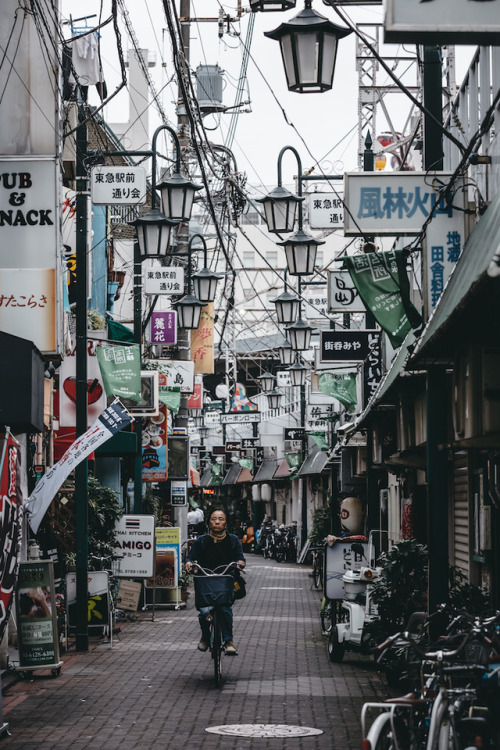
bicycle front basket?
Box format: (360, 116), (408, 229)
(194, 575), (235, 609)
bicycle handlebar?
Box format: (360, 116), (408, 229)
(190, 561), (242, 576)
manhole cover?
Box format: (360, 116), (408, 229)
(205, 724), (323, 737)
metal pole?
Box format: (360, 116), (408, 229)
(133, 240), (143, 513)
(75, 115), (89, 651)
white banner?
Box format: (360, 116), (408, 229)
(26, 402), (133, 533)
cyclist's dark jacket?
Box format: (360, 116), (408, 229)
(186, 533), (245, 572)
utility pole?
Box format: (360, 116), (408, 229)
(75, 114), (89, 651)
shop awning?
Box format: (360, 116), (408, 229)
(222, 463), (242, 486)
(236, 467), (253, 483)
(200, 468), (212, 487)
(253, 459), (278, 482)
(296, 448), (331, 476)
(410, 189), (500, 365)
(273, 458), (291, 479)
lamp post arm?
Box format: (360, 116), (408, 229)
(150, 124), (182, 209)
(277, 145), (303, 230)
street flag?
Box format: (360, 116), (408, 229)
(319, 372), (358, 411)
(107, 318), (134, 343)
(342, 250), (422, 348)
(238, 457), (253, 471)
(26, 402), (134, 534)
(0, 432), (23, 644)
(158, 384), (181, 414)
(96, 343), (142, 402)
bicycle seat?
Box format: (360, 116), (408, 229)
(384, 693), (427, 706)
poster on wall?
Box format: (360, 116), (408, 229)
(153, 527), (181, 578)
(59, 331), (107, 427)
(145, 548), (178, 589)
(0, 434), (23, 646)
(142, 404), (168, 482)
(16, 561), (60, 668)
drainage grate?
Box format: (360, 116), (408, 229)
(205, 724), (323, 738)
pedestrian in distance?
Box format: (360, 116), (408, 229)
(185, 508), (245, 655)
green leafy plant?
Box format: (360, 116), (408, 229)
(87, 476), (123, 563)
(309, 505), (333, 546)
(448, 566), (490, 615)
(369, 539), (428, 638)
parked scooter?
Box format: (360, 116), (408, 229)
(328, 538), (382, 663)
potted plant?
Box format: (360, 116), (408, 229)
(179, 570), (192, 602)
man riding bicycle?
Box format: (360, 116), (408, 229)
(185, 508), (245, 655)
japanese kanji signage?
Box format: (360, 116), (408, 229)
(277, 370), (292, 387)
(241, 438), (258, 449)
(363, 332), (383, 407)
(90, 166), (147, 205)
(343, 172), (464, 236)
(191, 303), (214, 375)
(320, 330), (377, 362)
(308, 191), (344, 230)
(187, 375), (203, 409)
(171, 481), (187, 506)
(304, 288), (329, 320)
(385, 0), (500, 45)
(150, 359), (195, 393)
(144, 266), (184, 296)
(328, 269), (365, 313)
(0, 268), (56, 353)
(150, 311), (177, 346)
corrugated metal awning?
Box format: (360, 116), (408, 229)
(273, 458), (291, 479)
(200, 468), (212, 487)
(296, 448), (331, 476)
(222, 463), (242, 486)
(253, 459), (278, 482)
(236, 467), (254, 483)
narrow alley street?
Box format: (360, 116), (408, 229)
(1, 556), (391, 749)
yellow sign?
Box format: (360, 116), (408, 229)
(155, 527), (180, 545)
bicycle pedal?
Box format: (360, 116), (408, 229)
(205, 613), (213, 623)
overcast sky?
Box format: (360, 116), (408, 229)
(62, 1), (475, 188)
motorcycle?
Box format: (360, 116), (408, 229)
(328, 537), (382, 663)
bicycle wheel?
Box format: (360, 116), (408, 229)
(366, 712), (409, 750)
(274, 543), (285, 563)
(321, 598), (333, 635)
(212, 610), (222, 688)
(313, 557), (322, 589)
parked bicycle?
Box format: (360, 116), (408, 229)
(310, 542), (325, 590)
(192, 561), (243, 688)
(361, 605), (500, 750)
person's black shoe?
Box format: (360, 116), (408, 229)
(224, 641), (237, 655)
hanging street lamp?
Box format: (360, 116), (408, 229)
(270, 288), (300, 324)
(286, 317), (314, 351)
(189, 234), (223, 304)
(250, 0), (296, 11)
(264, 0), (352, 94)
(257, 364), (276, 392)
(277, 340), (295, 365)
(258, 146), (324, 276)
(287, 358), (309, 387)
(155, 127), (203, 222)
(129, 208), (178, 259)
(266, 388), (283, 410)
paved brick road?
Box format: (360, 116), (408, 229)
(1, 555), (391, 749)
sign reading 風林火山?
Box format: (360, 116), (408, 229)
(308, 192), (344, 230)
(385, 0), (500, 45)
(90, 166), (147, 205)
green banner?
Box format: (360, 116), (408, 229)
(96, 344), (142, 402)
(319, 372), (357, 411)
(158, 385), (181, 414)
(238, 457), (253, 471)
(307, 432), (329, 451)
(107, 318), (134, 343)
(285, 452), (302, 471)
(343, 249), (421, 348)
(210, 463), (223, 486)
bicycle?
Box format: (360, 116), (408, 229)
(361, 607), (500, 750)
(310, 543), (325, 590)
(192, 561), (242, 688)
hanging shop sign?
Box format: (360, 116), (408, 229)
(142, 405), (168, 482)
(220, 412), (261, 425)
(144, 266), (184, 296)
(308, 191), (344, 230)
(191, 303), (215, 375)
(328, 269), (365, 313)
(16, 560), (60, 669)
(149, 311), (177, 346)
(0, 435), (22, 646)
(363, 331), (383, 408)
(148, 359), (195, 393)
(187, 375), (203, 409)
(304, 289), (329, 320)
(306, 404), (338, 432)
(225, 441), (242, 452)
(241, 438), (258, 449)
(59, 330), (107, 427)
(170, 480), (187, 507)
(113, 515), (155, 578)
(277, 371), (292, 387)
(343, 172), (465, 236)
(90, 166), (147, 205)
(385, 0), (500, 45)
(320, 330), (377, 363)
(204, 410), (221, 427)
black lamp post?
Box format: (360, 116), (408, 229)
(259, 146), (324, 276)
(286, 317), (314, 350)
(270, 268), (300, 324)
(266, 388), (283, 410)
(277, 340), (295, 365)
(155, 126), (202, 222)
(189, 234), (223, 304)
(171, 255), (205, 330)
(250, 0), (296, 11)
(264, 0), (351, 94)
(257, 356), (276, 392)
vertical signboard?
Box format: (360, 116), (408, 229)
(113, 515), (155, 578)
(191, 303), (215, 374)
(146, 528), (181, 588)
(16, 561), (60, 668)
(142, 405), (168, 482)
